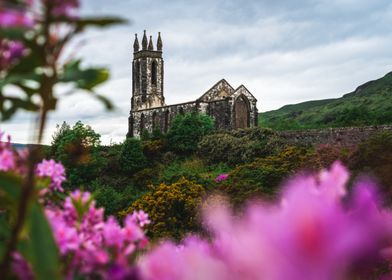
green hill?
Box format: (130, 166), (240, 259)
(259, 71), (392, 130)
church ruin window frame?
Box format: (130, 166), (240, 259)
(151, 60), (158, 86)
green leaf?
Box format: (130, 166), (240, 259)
(72, 17), (128, 31)
(93, 93), (114, 110)
(0, 172), (22, 202)
(25, 203), (60, 280)
(59, 60), (110, 90)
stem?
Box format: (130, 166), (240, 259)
(0, 3), (54, 277)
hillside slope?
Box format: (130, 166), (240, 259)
(259, 72), (392, 130)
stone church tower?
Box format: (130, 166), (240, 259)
(128, 31), (258, 138)
(132, 30), (165, 110)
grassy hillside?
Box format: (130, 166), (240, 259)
(259, 72), (392, 130)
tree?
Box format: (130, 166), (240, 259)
(50, 121), (102, 189)
(167, 112), (214, 155)
(119, 138), (148, 174)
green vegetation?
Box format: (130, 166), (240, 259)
(260, 71), (392, 130)
(48, 116), (392, 241)
(167, 112), (214, 155)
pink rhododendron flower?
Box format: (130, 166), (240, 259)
(140, 161), (392, 280)
(0, 9), (34, 28)
(215, 173), (229, 182)
(0, 149), (15, 171)
(0, 130), (15, 171)
(131, 210), (151, 227)
(36, 159), (66, 192)
(0, 39), (27, 72)
(45, 191), (148, 278)
(42, 0), (79, 17)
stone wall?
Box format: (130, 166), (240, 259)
(279, 125), (392, 147)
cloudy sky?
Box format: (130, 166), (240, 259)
(2, 0), (392, 144)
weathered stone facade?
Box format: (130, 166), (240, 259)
(127, 31), (258, 138)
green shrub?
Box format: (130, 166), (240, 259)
(217, 146), (313, 208)
(167, 112), (214, 155)
(349, 132), (392, 203)
(119, 138), (148, 174)
(198, 127), (284, 166)
(121, 178), (206, 241)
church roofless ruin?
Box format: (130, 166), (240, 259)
(127, 31), (258, 137)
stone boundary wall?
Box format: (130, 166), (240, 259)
(278, 125), (392, 147)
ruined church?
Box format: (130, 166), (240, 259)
(127, 31), (258, 137)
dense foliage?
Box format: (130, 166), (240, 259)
(260, 71), (392, 130)
(167, 112), (214, 155)
(122, 178), (206, 241)
(119, 138), (148, 174)
(50, 121), (103, 189)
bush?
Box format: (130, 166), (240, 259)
(349, 132), (392, 203)
(121, 178), (206, 241)
(217, 146), (313, 208)
(198, 128), (284, 166)
(119, 138), (148, 174)
(167, 112), (214, 155)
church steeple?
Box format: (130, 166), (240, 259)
(142, 30), (148, 50)
(131, 30), (165, 112)
(133, 34), (139, 52)
(148, 36), (154, 50)
(157, 32), (162, 51)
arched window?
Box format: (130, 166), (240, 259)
(151, 60), (157, 86)
(140, 113), (145, 133)
(164, 110), (169, 133)
(179, 107), (184, 115)
(135, 61), (140, 88)
(152, 111), (159, 130)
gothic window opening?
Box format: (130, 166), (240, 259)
(152, 111), (159, 130)
(179, 107), (184, 115)
(234, 95), (250, 129)
(151, 60), (157, 86)
(135, 61), (140, 89)
(140, 113), (145, 133)
(164, 110), (169, 132)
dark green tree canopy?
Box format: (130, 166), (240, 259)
(167, 112), (214, 155)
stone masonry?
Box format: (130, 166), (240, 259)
(127, 31), (258, 137)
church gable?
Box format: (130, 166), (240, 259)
(197, 79), (235, 102)
(232, 85), (257, 103)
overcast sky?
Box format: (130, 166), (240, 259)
(2, 0), (392, 144)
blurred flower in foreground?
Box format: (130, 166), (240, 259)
(45, 190), (148, 278)
(36, 159), (66, 192)
(0, 39), (26, 71)
(215, 173), (229, 182)
(140, 162), (392, 280)
(0, 8), (34, 28)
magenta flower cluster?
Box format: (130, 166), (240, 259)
(140, 162), (392, 280)
(0, 8), (34, 28)
(0, 39), (26, 72)
(215, 173), (229, 182)
(0, 131), (15, 171)
(36, 159), (66, 192)
(45, 190), (149, 279)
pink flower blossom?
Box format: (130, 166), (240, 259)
(45, 191), (148, 278)
(141, 161), (392, 280)
(215, 173), (229, 182)
(131, 210), (151, 227)
(0, 149), (15, 171)
(42, 0), (80, 17)
(0, 9), (34, 28)
(36, 159), (66, 192)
